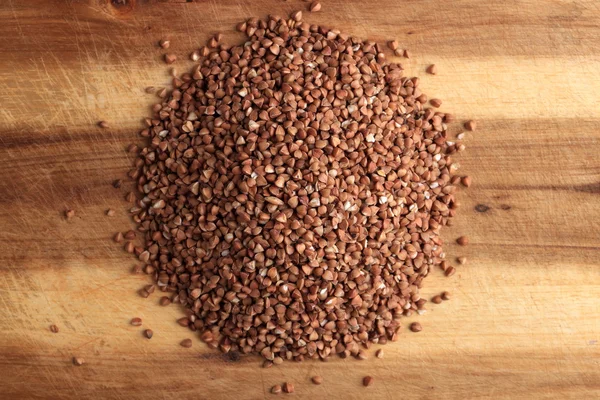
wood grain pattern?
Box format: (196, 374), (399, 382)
(1, 0), (599, 399)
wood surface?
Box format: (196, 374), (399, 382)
(1, 0), (599, 399)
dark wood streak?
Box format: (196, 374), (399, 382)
(0, 131), (134, 150)
(476, 184), (600, 193)
(110, 0), (135, 13)
(0, 0), (599, 65)
(475, 204), (512, 212)
(479, 243), (600, 251)
(573, 182), (600, 195)
(227, 351), (241, 362)
(475, 204), (490, 213)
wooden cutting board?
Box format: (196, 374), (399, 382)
(1, 0), (598, 399)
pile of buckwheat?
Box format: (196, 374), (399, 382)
(124, 10), (468, 364)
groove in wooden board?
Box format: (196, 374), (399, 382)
(1, 1), (600, 58)
(1, 118), (598, 191)
(0, 192), (598, 263)
(2, 58), (600, 129)
(1, 2), (600, 129)
(0, 342), (597, 400)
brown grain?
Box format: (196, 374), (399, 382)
(156, 87), (167, 98)
(363, 376), (374, 387)
(144, 329), (153, 339)
(445, 266), (456, 277)
(387, 40), (398, 50)
(311, 376), (323, 385)
(457, 256), (467, 265)
(159, 296), (171, 306)
(164, 54), (177, 64)
(461, 176), (472, 187)
(200, 331), (213, 342)
(273, 356), (284, 365)
(98, 121), (109, 129)
(375, 349), (384, 359)
(65, 209), (75, 220)
(426, 64), (438, 75)
(125, 192), (135, 203)
(49, 324), (59, 333)
(282, 382), (295, 393)
(159, 39), (170, 49)
(309, 2), (321, 12)
(410, 322), (422, 332)
(180, 338), (193, 348)
(440, 260), (449, 271)
(126, 144), (138, 153)
(464, 120), (477, 131)
(72, 357), (84, 366)
(430, 98), (442, 108)
(457, 236), (469, 246)
(431, 295), (443, 304)
(112, 179), (122, 188)
(236, 22), (247, 32)
(208, 36), (218, 48)
(113, 232), (123, 243)
(124, 241), (134, 253)
(130, 317), (142, 326)
(441, 291), (451, 301)
(105, 209), (115, 217)
(271, 385), (282, 394)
